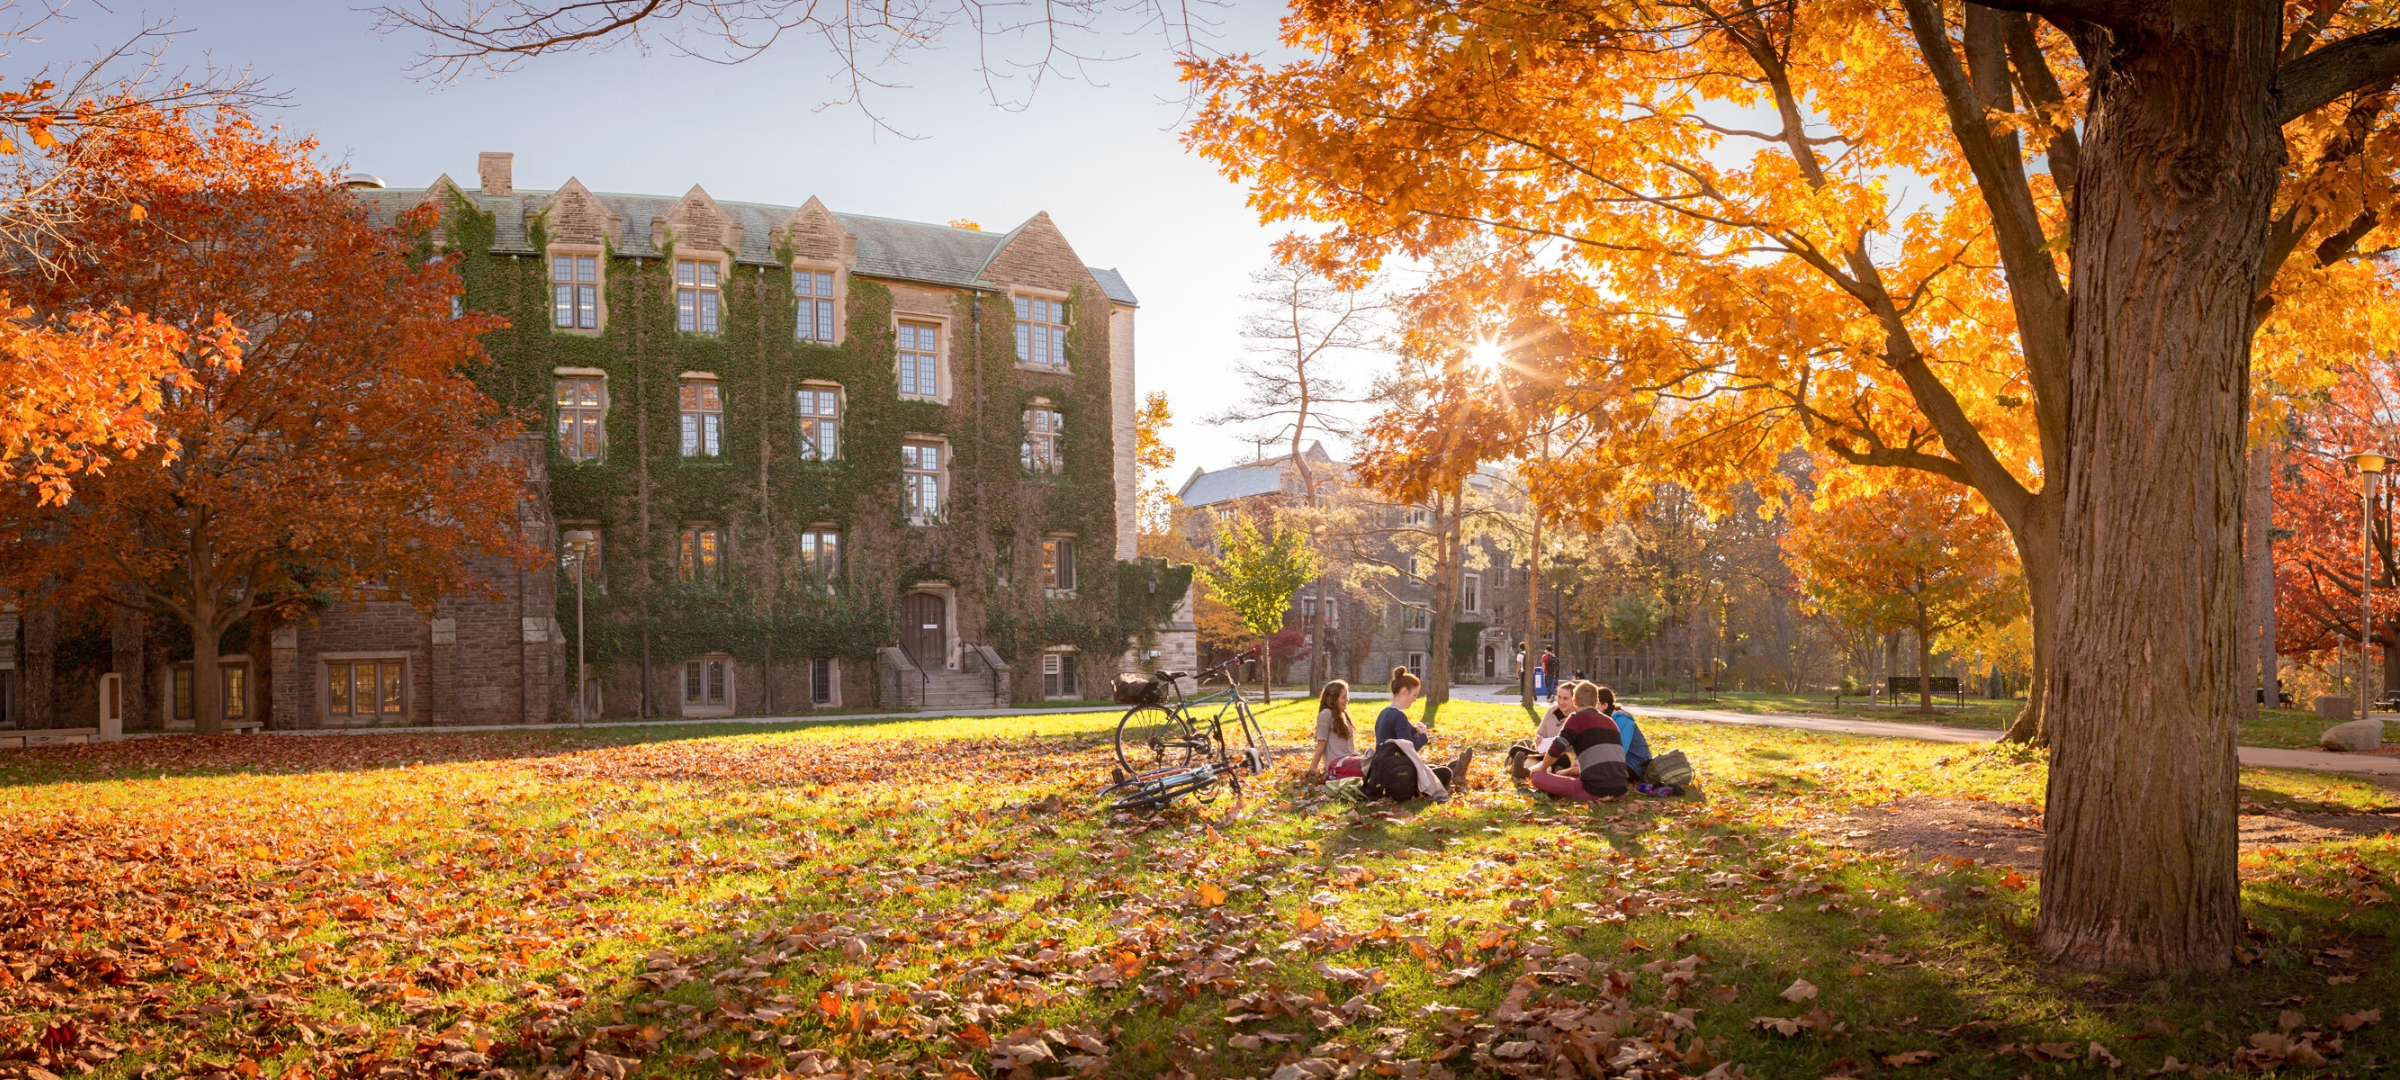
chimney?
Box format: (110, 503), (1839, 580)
(477, 152), (513, 197)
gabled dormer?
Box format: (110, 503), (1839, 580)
(776, 196), (853, 268)
(540, 179), (613, 333)
(654, 184), (738, 257)
(779, 197), (853, 345)
(540, 178), (615, 248)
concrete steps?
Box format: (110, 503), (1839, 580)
(920, 671), (1007, 710)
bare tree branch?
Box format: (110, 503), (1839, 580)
(370, 0), (1223, 127)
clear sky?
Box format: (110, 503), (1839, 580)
(14, 0), (1360, 477)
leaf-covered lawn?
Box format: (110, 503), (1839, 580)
(1, 702), (2394, 1079)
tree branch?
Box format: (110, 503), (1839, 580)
(1901, 0), (2071, 479)
(1967, 0), (2149, 32)
(2278, 26), (2400, 124)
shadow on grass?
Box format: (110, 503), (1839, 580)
(12, 703), (2394, 1080)
(0, 711), (1122, 791)
(495, 759), (2394, 1078)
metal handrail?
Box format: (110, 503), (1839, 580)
(896, 642), (932, 707)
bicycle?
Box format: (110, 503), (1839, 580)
(1095, 655), (1274, 812)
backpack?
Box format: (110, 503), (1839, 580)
(1646, 749), (1694, 787)
(1360, 741), (1419, 801)
(1112, 673), (1166, 706)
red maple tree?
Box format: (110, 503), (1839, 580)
(0, 106), (536, 734)
(2272, 356), (2400, 688)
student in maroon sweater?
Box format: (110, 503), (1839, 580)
(1525, 681), (1630, 801)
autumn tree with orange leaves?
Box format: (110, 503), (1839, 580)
(0, 108), (536, 735)
(2270, 356), (2400, 693)
(2, 5), (274, 501)
(1784, 472), (2028, 710)
(1181, 0), (2400, 976)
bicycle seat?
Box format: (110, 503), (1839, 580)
(1155, 670), (1190, 682)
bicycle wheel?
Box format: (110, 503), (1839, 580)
(1226, 699), (1274, 773)
(1116, 704), (1201, 774)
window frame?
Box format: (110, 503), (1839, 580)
(682, 654), (735, 715)
(548, 248), (603, 331)
(678, 524), (725, 586)
(895, 317), (944, 401)
(902, 437), (947, 525)
(796, 382), (843, 462)
(323, 655), (408, 723)
(1012, 291), (1070, 370)
(1041, 649), (1081, 700)
(1041, 535), (1077, 596)
(554, 368), (608, 463)
(793, 264), (841, 344)
(1462, 572), (1481, 614)
(674, 256), (724, 336)
(1021, 400), (1063, 474)
(678, 374), (724, 459)
(799, 527), (842, 589)
(1404, 605), (1431, 631)
(809, 657), (839, 707)
(167, 659), (250, 724)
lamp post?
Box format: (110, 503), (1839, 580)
(564, 529), (595, 727)
(2343, 452), (2389, 722)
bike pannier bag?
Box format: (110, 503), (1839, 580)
(1361, 742), (1419, 802)
(1645, 749), (1695, 787)
(1112, 673), (1165, 706)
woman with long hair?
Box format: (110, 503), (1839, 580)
(1307, 679), (1360, 778)
(1372, 666), (1475, 791)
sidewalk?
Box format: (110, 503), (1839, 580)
(1460, 685), (2400, 782)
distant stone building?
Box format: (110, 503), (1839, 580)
(0, 152), (1186, 740)
(1174, 443), (1526, 687)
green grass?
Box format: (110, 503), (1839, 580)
(2241, 708), (2390, 750)
(0, 702), (2394, 1078)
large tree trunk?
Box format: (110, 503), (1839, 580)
(2035, 5), (2278, 976)
(191, 611), (225, 737)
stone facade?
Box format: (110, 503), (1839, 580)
(0, 154), (1166, 733)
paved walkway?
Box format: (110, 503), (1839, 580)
(1453, 685), (2400, 781)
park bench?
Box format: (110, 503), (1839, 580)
(1881, 676), (1967, 709)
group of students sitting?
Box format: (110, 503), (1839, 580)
(1302, 667), (1680, 802)
(1509, 679), (1683, 800)
(1303, 667), (1475, 793)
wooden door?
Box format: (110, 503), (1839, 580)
(902, 593), (946, 667)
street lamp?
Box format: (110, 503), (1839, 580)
(2344, 452), (2389, 721)
(564, 529), (595, 727)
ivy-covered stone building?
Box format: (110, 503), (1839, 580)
(0, 152), (1181, 741)
(336, 151), (1169, 720)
